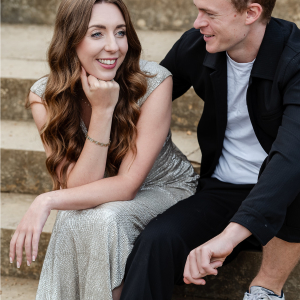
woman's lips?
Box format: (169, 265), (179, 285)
(96, 58), (118, 69)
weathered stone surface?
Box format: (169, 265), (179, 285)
(2, 0), (300, 29)
(171, 88), (204, 132)
(1, 149), (52, 194)
(1, 78), (35, 121)
(1, 0), (60, 25)
(273, 0), (300, 26)
(1, 276), (39, 300)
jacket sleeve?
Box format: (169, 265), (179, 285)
(160, 32), (192, 101)
(231, 63), (300, 245)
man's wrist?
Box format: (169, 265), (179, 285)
(222, 222), (252, 248)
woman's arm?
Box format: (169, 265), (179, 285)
(29, 68), (119, 188)
(10, 76), (173, 267)
(45, 77), (172, 210)
(45, 75), (172, 209)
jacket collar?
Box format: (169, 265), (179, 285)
(202, 18), (285, 80)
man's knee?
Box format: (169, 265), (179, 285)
(134, 216), (183, 256)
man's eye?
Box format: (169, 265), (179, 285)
(116, 30), (126, 37)
(207, 13), (214, 17)
(91, 32), (102, 38)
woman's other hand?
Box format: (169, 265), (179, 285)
(81, 66), (120, 113)
(9, 194), (51, 268)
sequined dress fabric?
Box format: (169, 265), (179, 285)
(31, 60), (199, 300)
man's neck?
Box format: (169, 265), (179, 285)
(227, 23), (267, 63)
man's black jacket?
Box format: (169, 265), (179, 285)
(160, 18), (300, 245)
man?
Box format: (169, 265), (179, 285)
(120, 0), (300, 299)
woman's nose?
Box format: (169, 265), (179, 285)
(194, 12), (208, 29)
(104, 35), (119, 53)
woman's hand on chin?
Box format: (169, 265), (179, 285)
(81, 66), (120, 114)
(9, 193), (52, 268)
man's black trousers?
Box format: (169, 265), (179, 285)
(120, 178), (300, 300)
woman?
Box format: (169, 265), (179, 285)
(9, 0), (199, 299)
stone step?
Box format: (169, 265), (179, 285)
(1, 120), (52, 194)
(1, 119), (201, 194)
(1, 276), (39, 300)
(1, 24), (204, 131)
(1, 0), (299, 31)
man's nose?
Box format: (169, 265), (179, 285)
(104, 35), (119, 52)
(194, 12), (208, 29)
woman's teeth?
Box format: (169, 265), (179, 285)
(205, 35), (214, 37)
(98, 59), (116, 65)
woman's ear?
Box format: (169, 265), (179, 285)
(245, 3), (263, 25)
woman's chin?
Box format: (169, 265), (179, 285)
(91, 69), (117, 81)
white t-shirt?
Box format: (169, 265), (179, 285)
(212, 53), (267, 184)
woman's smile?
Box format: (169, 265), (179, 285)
(96, 57), (118, 69)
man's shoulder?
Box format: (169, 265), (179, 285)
(271, 17), (300, 54)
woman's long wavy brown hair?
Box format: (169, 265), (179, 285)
(26, 0), (149, 190)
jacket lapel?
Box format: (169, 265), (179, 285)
(203, 51), (228, 157)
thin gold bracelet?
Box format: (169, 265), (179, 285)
(86, 134), (111, 147)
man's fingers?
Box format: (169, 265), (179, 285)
(189, 250), (202, 279)
(184, 277), (206, 285)
(24, 231), (33, 266)
(199, 247), (217, 276)
(210, 260), (223, 270)
(183, 277), (192, 284)
(184, 254), (206, 285)
(183, 255), (191, 283)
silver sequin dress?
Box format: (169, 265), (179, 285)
(30, 60), (199, 300)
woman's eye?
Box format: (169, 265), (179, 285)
(116, 30), (126, 37)
(91, 32), (102, 38)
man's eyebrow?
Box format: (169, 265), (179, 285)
(194, 5), (218, 14)
(88, 24), (126, 29)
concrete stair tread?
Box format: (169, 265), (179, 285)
(1, 120), (44, 152)
(1, 24), (183, 79)
(1, 193), (57, 233)
(1, 276), (39, 300)
(1, 119), (202, 163)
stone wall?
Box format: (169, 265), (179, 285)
(2, 0), (300, 29)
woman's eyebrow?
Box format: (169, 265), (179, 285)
(88, 24), (126, 29)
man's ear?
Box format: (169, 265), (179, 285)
(245, 3), (263, 25)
